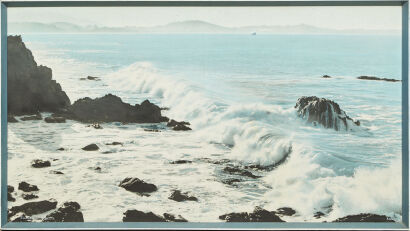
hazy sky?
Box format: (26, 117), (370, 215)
(8, 6), (401, 30)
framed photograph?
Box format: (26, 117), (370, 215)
(1, 0), (409, 230)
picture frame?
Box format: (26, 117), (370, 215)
(1, 0), (409, 230)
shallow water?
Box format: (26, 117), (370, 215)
(8, 33), (402, 222)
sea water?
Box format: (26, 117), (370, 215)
(7, 33), (402, 222)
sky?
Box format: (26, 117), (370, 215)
(8, 6), (401, 30)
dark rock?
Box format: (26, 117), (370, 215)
(167, 119), (192, 131)
(163, 213), (188, 222)
(314, 211), (325, 219)
(119, 177), (157, 194)
(223, 166), (261, 179)
(8, 185), (14, 193)
(173, 124), (192, 131)
(144, 129), (161, 132)
(20, 112), (42, 121)
(333, 213), (395, 222)
(18, 181), (39, 192)
(82, 143), (99, 151)
(44, 116), (66, 123)
(168, 190), (198, 202)
(31, 159), (51, 168)
(7, 35), (70, 115)
(9, 199), (57, 216)
(295, 96), (360, 131)
(106, 142), (122, 146)
(219, 207), (285, 222)
(221, 178), (242, 185)
(322, 75), (331, 78)
(94, 167), (102, 172)
(275, 207), (296, 216)
(160, 107), (170, 111)
(170, 160), (192, 164)
(22, 194), (39, 200)
(123, 210), (166, 222)
(357, 76), (400, 82)
(10, 213), (33, 222)
(87, 76), (100, 81)
(57, 147), (65, 151)
(8, 192), (16, 202)
(43, 201), (84, 222)
(87, 123), (102, 129)
(8, 115), (18, 122)
(50, 170), (64, 175)
(55, 94), (168, 123)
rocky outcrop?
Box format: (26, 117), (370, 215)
(18, 182), (39, 192)
(222, 166), (261, 179)
(163, 213), (188, 222)
(31, 159), (51, 168)
(9, 199), (57, 217)
(168, 190), (198, 202)
(123, 210), (187, 222)
(295, 96), (360, 131)
(167, 119), (191, 131)
(55, 94), (169, 123)
(357, 76), (400, 82)
(7, 35), (70, 115)
(219, 207), (285, 222)
(82, 144), (99, 151)
(275, 207), (296, 216)
(43, 201), (84, 222)
(22, 193), (39, 200)
(119, 177), (158, 194)
(333, 213), (395, 222)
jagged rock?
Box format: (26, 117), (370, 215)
(106, 142), (122, 145)
(82, 144), (99, 151)
(22, 194), (39, 200)
(170, 160), (193, 164)
(20, 113), (42, 121)
(87, 123), (102, 129)
(222, 166), (261, 179)
(333, 213), (395, 222)
(357, 76), (400, 82)
(167, 119), (192, 131)
(9, 213), (33, 222)
(119, 177), (157, 194)
(44, 116), (66, 123)
(123, 210), (166, 222)
(8, 115), (18, 122)
(31, 159), (51, 168)
(43, 201), (84, 222)
(219, 207), (285, 222)
(9, 199), (57, 216)
(7, 35), (70, 115)
(168, 190), (198, 202)
(163, 213), (188, 222)
(18, 182), (39, 192)
(295, 96), (360, 131)
(55, 94), (169, 123)
(275, 207), (296, 216)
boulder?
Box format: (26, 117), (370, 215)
(20, 113), (42, 121)
(123, 210), (166, 222)
(219, 207), (284, 222)
(222, 166), (261, 179)
(31, 159), (51, 168)
(119, 177), (157, 194)
(44, 116), (66, 123)
(8, 115), (18, 123)
(357, 76), (400, 82)
(9, 199), (57, 217)
(22, 194), (39, 200)
(43, 201), (84, 222)
(295, 96), (360, 131)
(55, 94), (169, 123)
(168, 190), (198, 202)
(82, 144), (99, 151)
(167, 119), (192, 131)
(57, 147), (65, 151)
(333, 213), (395, 222)
(7, 35), (70, 115)
(18, 182), (39, 192)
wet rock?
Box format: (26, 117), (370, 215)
(106, 142), (122, 146)
(167, 119), (192, 131)
(295, 96), (360, 131)
(8, 185), (14, 193)
(169, 160), (192, 164)
(94, 167), (102, 172)
(22, 194), (39, 200)
(55, 94), (169, 123)
(123, 210), (166, 222)
(222, 166), (261, 179)
(168, 190), (198, 202)
(43, 201), (84, 222)
(8, 193), (16, 202)
(322, 75), (331, 78)
(9, 199), (57, 216)
(333, 213), (395, 222)
(173, 124), (192, 131)
(357, 76), (400, 82)
(82, 143), (99, 151)
(219, 207), (285, 222)
(87, 123), (102, 129)
(8, 115), (18, 123)
(314, 211), (325, 219)
(31, 159), (51, 168)
(144, 129), (161, 132)
(221, 178), (242, 185)
(119, 177), (157, 194)
(9, 213), (33, 222)
(87, 76), (100, 81)
(163, 213), (188, 222)
(20, 113), (42, 121)
(50, 170), (64, 175)
(275, 207), (296, 216)
(44, 116), (66, 123)
(18, 182), (39, 192)
(57, 147), (65, 151)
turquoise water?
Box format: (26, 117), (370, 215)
(8, 33), (402, 221)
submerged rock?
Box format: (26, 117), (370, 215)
(8, 115), (18, 123)
(219, 207), (285, 222)
(9, 199), (57, 217)
(22, 193), (39, 200)
(333, 213), (395, 222)
(20, 113), (42, 121)
(18, 182), (39, 192)
(222, 166), (261, 179)
(87, 123), (102, 129)
(50, 170), (64, 175)
(169, 160), (193, 164)
(221, 178), (242, 185)
(43, 201), (84, 222)
(7, 35), (70, 115)
(44, 116), (66, 123)
(82, 143), (99, 151)
(106, 141), (122, 146)
(123, 210), (166, 222)
(119, 177), (157, 194)
(168, 190), (198, 202)
(55, 94), (169, 123)
(295, 96), (360, 131)
(57, 148), (65, 151)
(357, 76), (400, 82)
(31, 159), (51, 168)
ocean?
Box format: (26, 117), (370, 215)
(7, 33), (402, 222)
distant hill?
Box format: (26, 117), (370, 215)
(8, 20), (400, 35)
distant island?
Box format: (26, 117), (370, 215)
(8, 20), (400, 35)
